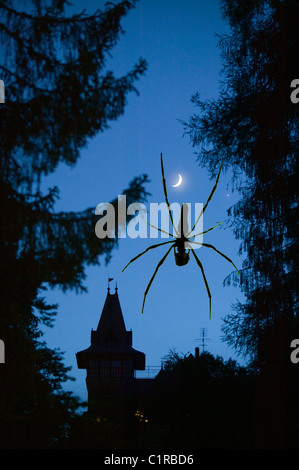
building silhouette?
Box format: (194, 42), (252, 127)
(76, 283), (154, 415)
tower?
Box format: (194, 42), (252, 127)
(76, 283), (145, 414)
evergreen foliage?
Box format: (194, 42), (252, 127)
(183, 0), (299, 447)
(183, 0), (298, 367)
(0, 0), (148, 448)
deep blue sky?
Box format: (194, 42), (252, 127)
(42, 0), (246, 401)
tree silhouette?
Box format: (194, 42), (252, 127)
(183, 0), (298, 447)
(57, 349), (254, 449)
(141, 350), (253, 449)
(0, 0), (148, 448)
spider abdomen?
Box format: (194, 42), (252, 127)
(174, 248), (190, 266)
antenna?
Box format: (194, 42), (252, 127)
(195, 328), (211, 353)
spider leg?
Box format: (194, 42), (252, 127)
(191, 249), (212, 319)
(122, 240), (174, 272)
(142, 245), (174, 313)
(192, 241), (240, 275)
(144, 219), (173, 238)
(187, 157), (223, 236)
(187, 221), (223, 240)
(160, 153), (179, 237)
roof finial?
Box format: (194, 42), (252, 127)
(108, 277), (114, 293)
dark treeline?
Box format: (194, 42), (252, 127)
(59, 351), (254, 450)
(56, 350), (299, 449)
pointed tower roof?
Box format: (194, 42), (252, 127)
(76, 286), (145, 370)
(95, 289), (128, 347)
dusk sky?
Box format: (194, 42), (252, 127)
(41, 0), (247, 401)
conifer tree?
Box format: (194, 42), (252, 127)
(183, 0), (298, 447)
(0, 0), (148, 447)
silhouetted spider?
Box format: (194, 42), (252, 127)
(123, 153), (239, 318)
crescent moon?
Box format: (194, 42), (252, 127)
(172, 173), (182, 188)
